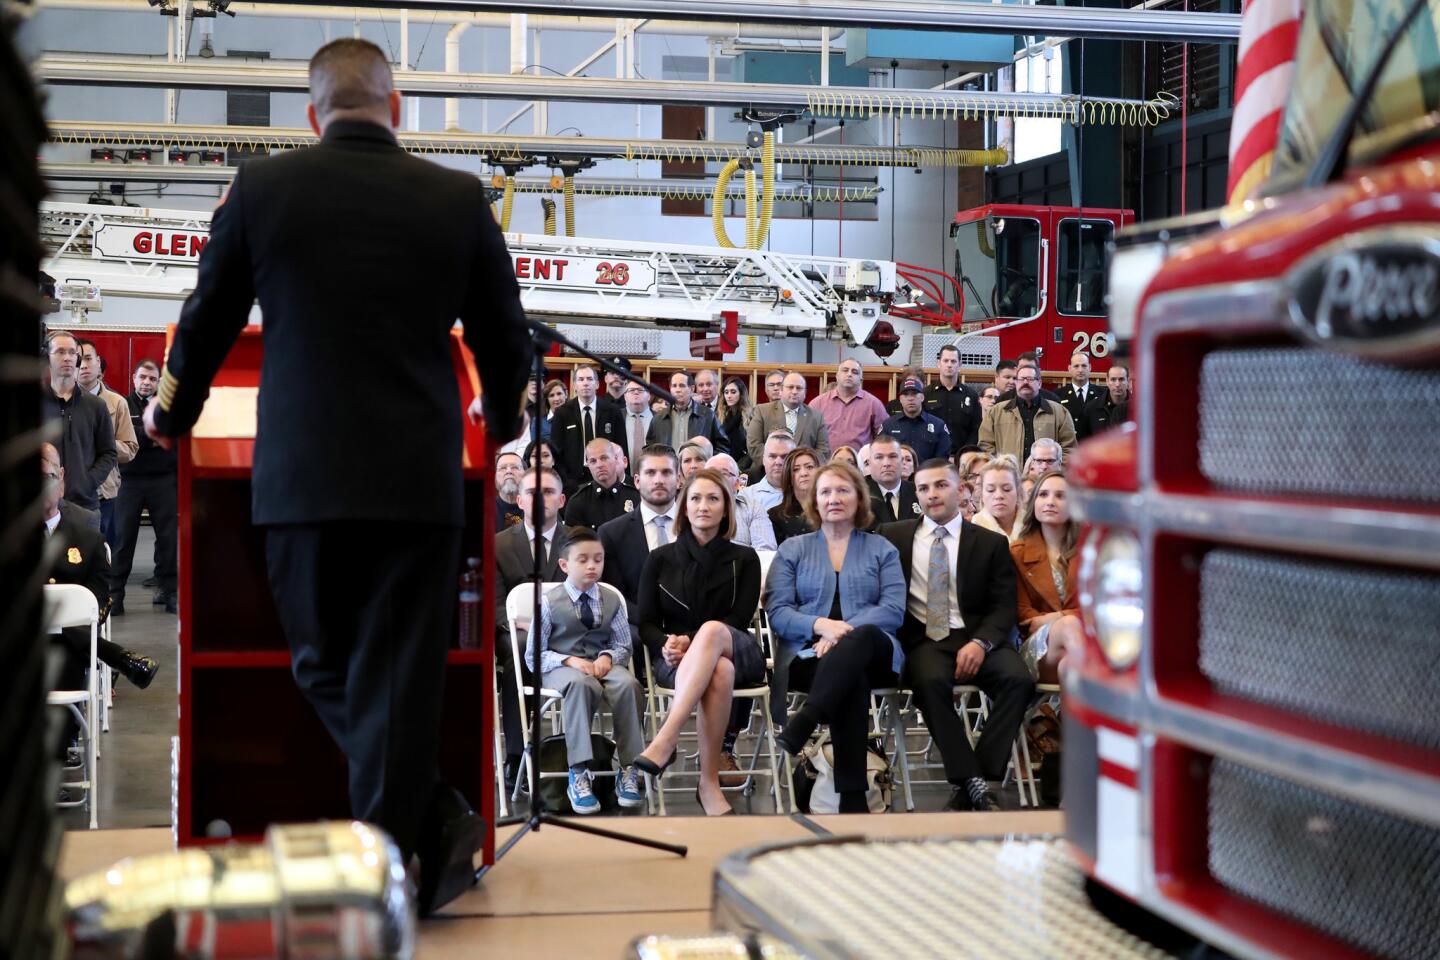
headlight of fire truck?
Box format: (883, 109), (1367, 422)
(1087, 530), (1143, 670)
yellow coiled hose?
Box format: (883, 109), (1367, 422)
(753, 130), (775, 250)
(712, 157), (742, 248)
(499, 175), (516, 232)
(563, 175), (576, 236)
(542, 198), (556, 236)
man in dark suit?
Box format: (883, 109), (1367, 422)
(1055, 351), (1107, 429)
(865, 434), (918, 526)
(879, 458), (1033, 812)
(42, 443), (158, 702)
(1082, 362), (1132, 439)
(549, 365), (627, 491)
(598, 444), (680, 659)
(143, 39), (529, 914)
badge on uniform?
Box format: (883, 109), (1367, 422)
(604, 423), (613, 435)
(926, 423), (935, 433)
(505, 514), (523, 527)
(911, 502), (921, 516)
(67, 546), (82, 564)
(623, 499), (634, 512)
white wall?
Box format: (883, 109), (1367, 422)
(36, 6), (967, 370)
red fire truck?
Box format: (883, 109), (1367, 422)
(1065, 3), (1440, 958)
(951, 203), (1133, 370)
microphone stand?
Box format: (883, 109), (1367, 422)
(477, 318), (687, 884)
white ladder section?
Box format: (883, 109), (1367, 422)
(38, 201), (901, 341)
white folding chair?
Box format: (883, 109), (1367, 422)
(491, 666), (510, 819)
(505, 582), (641, 810)
(99, 543), (113, 735)
(45, 583), (101, 828)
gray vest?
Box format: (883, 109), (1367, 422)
(544, 585), (620, 660)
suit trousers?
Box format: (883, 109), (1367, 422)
(110, 472), (178, 601)
(51, 626), (131, 752)
(787, 625), (897, 794)
(902, 626), (1035, 783)
(543, 664), (645, 767)
(266, 521), (461, 860)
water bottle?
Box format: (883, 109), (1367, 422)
(458, 557), (481, 649)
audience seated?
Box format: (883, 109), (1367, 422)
(748, 372), (831, 464)
(550, 365), (627, 491)
(634, 469), (765, 816)
(598, 444), (680, 659)
(493, 467), (583, 786)
(678, 438), (712, 481)
(747, 431), (795, 509)
(528, 529), (646, 814)
(648, 371), (727, 456)
(494, 451), (525, 530)
(765, 461), (906, 814)
(866, 434), (918, 525)
(808, 358), (888, 452)
(565, 439), (637, 530)
(767, 446), (820, 547)
(971, 456), (1023, 544)
(956, 451), (990, 498)
(1022, 438), (1064, 479)
(708, 453), (777, 552)
(879, 377), (952, 463)
(830, 446), (859, 469)
(1010, 470), (1082, 684)
(878, 459), (1031, 812)
(856, 443), (871, 478)
(900, 445), (918, 482)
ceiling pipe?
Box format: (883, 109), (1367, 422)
(34, 0), (835, 39)
(272, 0), (1241, 42)
(36, 58), (1175, 123)
(444, 22), (470, 130)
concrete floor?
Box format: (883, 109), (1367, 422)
(66, 526), (1031, 833)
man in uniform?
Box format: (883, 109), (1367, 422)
(1055, 351), (1107, 430)
(879, 377), (952, 462)
(143, 38), (530, 915)
(923, 345), (983, 449)
(550, 365), (627, 491)
(1083, 362), (1132, 438)
(565, 439), (637, 529)
(866, 434), (919, 525)
(110, 360), (177, 615)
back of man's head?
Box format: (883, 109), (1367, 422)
(309, 39), (394, 126)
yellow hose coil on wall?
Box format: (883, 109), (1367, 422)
(563, 175), (576, 236)
(712, 157), (742, 248)
(499, 175), (516, 232)
(753, 130), (776, 251)
(542, 197), (556, 236)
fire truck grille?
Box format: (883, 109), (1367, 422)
(1208, 759), (1440, 960)
(1197, 347), (1440, 502)
(1199, 548), (1440, 751)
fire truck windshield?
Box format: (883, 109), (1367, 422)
(1270, 0), (1440, 189)
(954, 215), (1041, 323)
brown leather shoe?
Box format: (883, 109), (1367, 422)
(718, 751), (747, 788)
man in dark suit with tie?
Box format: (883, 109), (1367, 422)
(143, 38), (530, 915)
(865, 434), (918, 526)
(879, 458), (1033, 812)
(1055, 351), (1108, 430)
(549, 365), (627, 491)
(598, 444), (680, 653)
(495, 467), (583, 779)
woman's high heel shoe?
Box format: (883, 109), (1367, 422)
(634, 747), (678, 778)
(696, 788), (735, 817)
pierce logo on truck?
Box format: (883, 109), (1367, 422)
(1286, 226), (1440, 357)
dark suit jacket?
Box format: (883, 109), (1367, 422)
(1056, 382), (1108, 434)
(154, 120), (530, 526)
(877, 517), (1016, 655)
(550, 396), (628, 490)
(494, 522), (583, 656)
(1082, 396), (1130, 439)
(597, 508), (650, 612)
(47, 504), (110, 606)
(866, 478), (920, 526)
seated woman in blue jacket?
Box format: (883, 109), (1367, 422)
(764, 460), (906, 813)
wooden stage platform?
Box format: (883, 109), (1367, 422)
(60, 811), (1064, 958)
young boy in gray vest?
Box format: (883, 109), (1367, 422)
(528, 528), (646, 813)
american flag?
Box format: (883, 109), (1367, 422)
(1226, 0), (1305, 204)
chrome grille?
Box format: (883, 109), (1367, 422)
(1197, 347), (1440, 502)
(1208, 760), (1440, 960)
(1199, 548), (1440, 751)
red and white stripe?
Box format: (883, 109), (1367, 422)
(1226, 0), (1304, 204)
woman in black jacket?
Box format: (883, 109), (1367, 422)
(767, 446), (819, 547)
(635, 468), (764, 816)
(717, 376), (754, 473)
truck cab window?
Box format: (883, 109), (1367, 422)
(954, 216), (1041, 323)
(1057, 219), (1113, 317)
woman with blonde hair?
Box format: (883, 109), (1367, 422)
(971, 456), (1023, 543)
(1010, 470), (1082, 683)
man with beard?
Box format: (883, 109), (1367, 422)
(598, 443), (679, 648)
(495, 451), (525, 529)
(564, 439), (637, 530)
(110, 360), (178, 614)
(979, 364), (1076, 463)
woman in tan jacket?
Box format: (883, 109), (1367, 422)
(1009, 471), (1082, 684)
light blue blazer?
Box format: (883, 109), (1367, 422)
(764, 528), (906, 723)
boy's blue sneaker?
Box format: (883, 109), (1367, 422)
(567, 768), (601, 815)
(616, 765), (644, 809)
